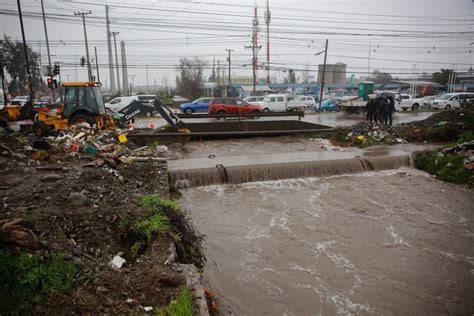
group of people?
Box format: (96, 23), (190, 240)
(366, 94), (396, 126)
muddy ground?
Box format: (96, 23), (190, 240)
(0, 133), (191, 314)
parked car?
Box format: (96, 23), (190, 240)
(106, 95), (156, 114)
(255, 94), (308, 112)
(243, 96), (265, 103)
(208, 98), (263, 114)
(430, 93), (474, 110)
(294, 95), (317, 108)
(311, 99), (338, 112)
(33, 96), (54, 112)
(11, 95), (30, 106)
(179, 97), (213, 114)
(395, 94), (424, 111)
(422, 96), (436, 108)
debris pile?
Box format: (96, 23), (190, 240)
(0, 125), (203, 314)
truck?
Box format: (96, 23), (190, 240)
(255, 94), (309, 112)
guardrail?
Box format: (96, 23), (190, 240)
(176, 111), (305, 120)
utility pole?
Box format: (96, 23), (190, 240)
(318, 39), (328, 111)
(265, 0), (271, 84)
(94, 46), (100, 82)
(17, 0), (34, 101)
(0, 52), (8, 104)
(146, 64), (149, 93)
(105, 5), (116, 94)
(244, 4), (261, 96)
(111, 31), (120, 95)
(367, 42), (371, 78)
(225, 49), (233, 97)
(40, 0), (53, 97)
(120, 40), (128, 95)
(75, 10), (93, 82)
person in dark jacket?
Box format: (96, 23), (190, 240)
(375, 95), (387, 124)
(366, 96), (376, 124)
(385, 96), (395, 126)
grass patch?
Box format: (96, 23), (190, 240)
(426, 125), (462, 142)
(118, 195), (206, 268)
(414, 151), (473, 186)
(0, 250), (77, 315)
(310, 131), (331, 139)
(156, 287), (194, 316)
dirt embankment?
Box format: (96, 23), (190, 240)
(0, 130), (204, 315)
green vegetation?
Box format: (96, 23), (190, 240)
(0, 250), (77, 315)
(414, 132), (474, 186)
(118, 195), (205, 268)
(156, 287), (194, 316)
(426, 125), (462, 142)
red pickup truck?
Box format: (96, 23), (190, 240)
(208, 98), (263, 114)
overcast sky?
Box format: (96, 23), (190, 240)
(1, 0), (473, 90)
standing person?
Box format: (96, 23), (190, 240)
(366, 94), (376, 124)
(386, 95), (395, 126)
(375, 95), (387, 124)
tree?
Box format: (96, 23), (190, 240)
(175, 57), (207, 100)
(368, 69), (393, 84)
(432, 69), (452, 84)
(1, 35), (41, 94)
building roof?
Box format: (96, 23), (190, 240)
(393, 80), (441, 86)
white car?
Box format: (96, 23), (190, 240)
(11, 95), (30, 106)
(431, 93), (474, 110)
(396, 94), (424, 111)
(106, 95), (156, 113)
(243, 96), (264, 103)
(294, 95), (317, 108)
(256, 94), (308, 112)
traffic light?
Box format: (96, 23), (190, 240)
(80, 56), (85, 67)
(47, 77), (53, 89)
(53, 63), (60, 76)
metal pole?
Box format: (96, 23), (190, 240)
(105, 5), (116, 94)
(367, 42), (371, 78)
(225, 49), (233, 97)
(40, 0), (53, 98)
(75, 11), (93, 82)
(111, 32), (121, 95)
(146, 64), (149, 93)
(17, 0), (34, 100)
(319, 39), (328, 111)
(265, 0), (271, 84)
(94, 46), (100, 82)
(0, 52), (9, 105)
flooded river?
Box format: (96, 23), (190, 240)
(180, 169), (474, 315)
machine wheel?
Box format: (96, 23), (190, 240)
(445, 104), (451, 110)
(33, 121), (50, 137)
(412, 104), (419, 111)
(185, 108), (193, 114)
(70, 113), (95, 126)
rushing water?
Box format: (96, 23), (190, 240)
(180, 168), (474, 315)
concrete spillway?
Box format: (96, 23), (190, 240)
(168, 149), (413, 187)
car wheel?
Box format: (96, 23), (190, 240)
(445, 104), (451, 110)
(250, 110), (260, 119)
(412, 104), (419, 111)
(263, 108), (270, 112)
(185, 108), (193, 114)
(216, 109), (226, 120)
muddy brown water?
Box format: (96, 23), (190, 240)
(180, 169), (474, 315)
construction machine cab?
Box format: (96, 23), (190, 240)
(33, 82), (114, 136)
(62, 82), (107, 125)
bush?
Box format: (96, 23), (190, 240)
(0, 251), (77, 314)
(415, 151), (473, 186)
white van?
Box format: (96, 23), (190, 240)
(431, 93), (474, 110)
(105, 95), (156, 113)
(256, 94), (308, 112)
